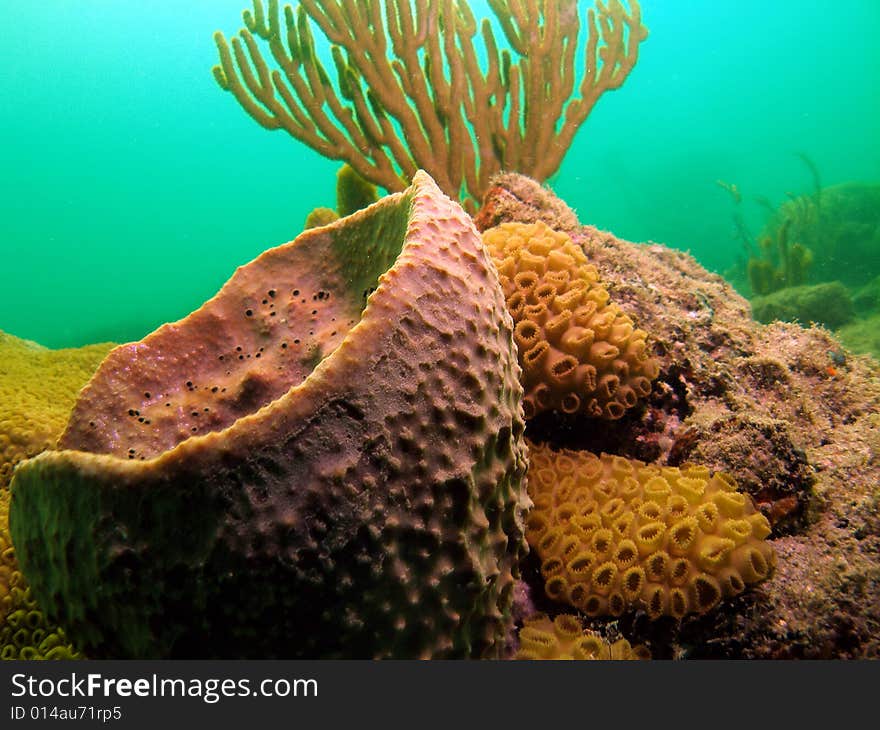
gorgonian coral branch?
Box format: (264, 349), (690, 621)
(213, 0), (647, 209)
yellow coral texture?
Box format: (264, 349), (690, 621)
(0, 330), (107, 660)
(1, 490), (81, 660)
(482, 222), (659, 419)
(516, 613), (649, 660)
(0, 330), (114, 488)
(525, 441), (776, 619)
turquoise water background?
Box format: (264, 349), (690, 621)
(1, 0), (877, 348)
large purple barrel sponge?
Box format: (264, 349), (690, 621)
(10, 171), (529, 658)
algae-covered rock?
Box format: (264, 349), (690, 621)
(751, 281), (854, 329)
(761, 182), (880, 287)
(473, 173), (581, 235)
(672, 409), (813, 533)
(10, 171), (529, 659)
(851, 275), (880, 315)
(837, 313), (880, 360)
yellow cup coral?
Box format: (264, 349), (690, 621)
(516, 612), (649, 660)
(482, 222), (659, 419)
(525, 441), (776, 620)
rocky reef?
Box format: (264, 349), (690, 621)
(751, 281), (855, 331)
(481, 174), (880, 659)
(4, 171), (879, 660)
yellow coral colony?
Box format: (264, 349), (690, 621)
(525, 441), (776, 619)
(516, 612), (649, 660)
(0, 330), (110, 659)
(482, 222), (659, 419)
(0, 330), (114, 488)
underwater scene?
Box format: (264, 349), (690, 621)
(0, 0), (878, 660)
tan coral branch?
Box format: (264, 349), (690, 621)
(213, 0), (647, 209)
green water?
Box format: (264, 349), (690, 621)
(1, 0), (877, 348)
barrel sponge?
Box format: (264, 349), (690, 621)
(10, 171), (529, 659)
(1, 489), (81, 660)
(516, 613), (649, 660)
(482, 221), (659, 419)
(525, 441), (776, 619)
(0, 331), (114, 488)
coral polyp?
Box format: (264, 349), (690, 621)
(516, 612), (649, 660)
(525, 441), (776, 619)
(483, 221), (659, 419)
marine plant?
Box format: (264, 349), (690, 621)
(761, 181), (880, 288)
(716, 178), (813, 297)
(304, 163), (379, 228)
(747, 218), (813, 296)
(213, 0), (647, 210)
(715, 179), (757, 262)
(716, 155), (875, 298)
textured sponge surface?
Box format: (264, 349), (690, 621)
(2, 483), (80, 660)
(11, 172), (529, 659)
(526, 441), (776, 619)
(60, 197), (412, 461)
(482, 222), (659, 419)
